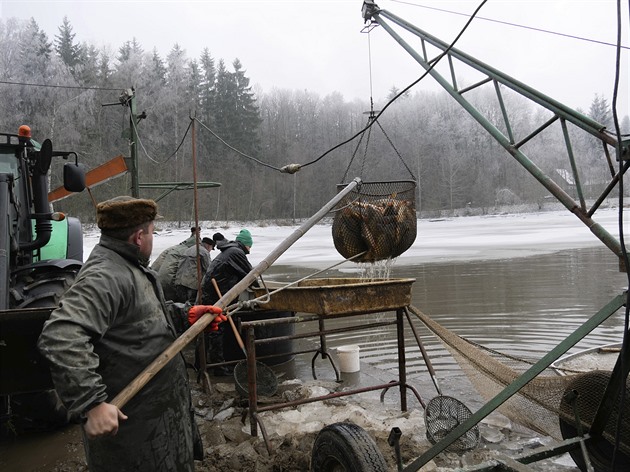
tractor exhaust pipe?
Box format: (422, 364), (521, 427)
(20, 139), (54, 252)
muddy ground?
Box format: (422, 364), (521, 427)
(1, 353), (582, 472)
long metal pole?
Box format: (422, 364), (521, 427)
(0, 176), (10, 309)
(112, 177), (362, 408)
(128, 91), (140, 198)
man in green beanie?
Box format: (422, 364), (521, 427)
(235, 228), (253, 248)
(201, 229), (253, 375)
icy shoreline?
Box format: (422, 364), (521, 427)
(81, 207), (626, 269)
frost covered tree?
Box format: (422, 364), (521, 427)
(588, 94), (613, 129)
(54, 16), (82, 75)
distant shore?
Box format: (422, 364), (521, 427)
(81, 207), (625, 269)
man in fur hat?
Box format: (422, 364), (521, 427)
(38, 196), (220, 471)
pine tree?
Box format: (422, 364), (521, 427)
(117, 37), (143, 63)
(97, 50), (112, 85)
(20, 19), (52, 79)
(187, 59), (202, 108)
(147, 49), (167, 86)
(54, 16), (82, 74)
(232, 58), (261, 154)
(588, 94), (612, 129)
(114, 38), (145, 88)
(199, 48), (216, 125)
(75, 43), (100, 86)
(213, 59), (238, 143)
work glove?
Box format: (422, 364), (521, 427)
(187, 305), (227, 332)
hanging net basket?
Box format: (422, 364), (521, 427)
(332, 180), (417, 263)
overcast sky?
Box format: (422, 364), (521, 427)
(1, 0), (628, 114)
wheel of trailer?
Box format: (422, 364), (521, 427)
(311, 422), (388, 472)
(558, 370), (630, 472)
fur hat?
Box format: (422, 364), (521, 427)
(97, 196), (160, 230)
(235, 229), (253, 247)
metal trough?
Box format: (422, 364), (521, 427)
(252, 277), (415, 316)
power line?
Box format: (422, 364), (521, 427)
(0, 79), (121, 91)
(194, 118), (284, 172)
(300, 0), (489, 169)
(390, 0), (629, 50)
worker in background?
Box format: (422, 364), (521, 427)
(151, 226), (200, 300)
(38, 196), (224, 471)
(174, 236), (215, 303)
(201, 229), (253, 375)
(151, 226), (199, 271)
(212, 231), (226, 249)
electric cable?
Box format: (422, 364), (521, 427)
(128, 107), (192, 164)
(390, 0), (629, 50)
(194, 118), (284, 172)
(611, 0), (628, 468)
(299, 0), (488, 170)
(341, 20), (417, 184)
(0, 79), (122, 91)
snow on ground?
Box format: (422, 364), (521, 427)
(82, 207), (628, 268)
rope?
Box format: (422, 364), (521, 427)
(375, 120), (417, 180)
(230, 251), (368, 312)
(341, 127), (368, 184)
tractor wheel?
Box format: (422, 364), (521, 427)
(3, 390), (68, 436)
(11, 265), (80, 308)
(4, 264), (80, 434)
(311, 422), (388, 472)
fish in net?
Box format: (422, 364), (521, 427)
(332, 181), (417, 263)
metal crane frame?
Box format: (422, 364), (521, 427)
(362, 0), (628, 268)
(361, 1), (630, 470)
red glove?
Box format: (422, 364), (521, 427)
(188, 305), (226, 331)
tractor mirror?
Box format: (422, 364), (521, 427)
(63, 162), (86, 192)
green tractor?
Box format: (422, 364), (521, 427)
(0, 125), (86, 434)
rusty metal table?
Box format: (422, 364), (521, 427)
(238, 306), (425, 449)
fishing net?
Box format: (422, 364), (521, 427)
(332, 181), (417, 263)
(408, 305), (630, 460)
(234, 360), (278, 397)
(424, 395), (480, 452)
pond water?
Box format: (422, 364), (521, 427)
(263, 245), (628, 396)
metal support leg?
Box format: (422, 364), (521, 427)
(311, 316), (341, 380)
(246, 325), (259, 437)
(396, 309), (408, 411)
(311, 349), (341, 381)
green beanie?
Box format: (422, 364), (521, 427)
(236, 229), (253, 247)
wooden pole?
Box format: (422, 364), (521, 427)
(111, 178), (362, 408)
(212, 277), (247, 357)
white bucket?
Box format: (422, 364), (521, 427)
(337, 345), (361, 373)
